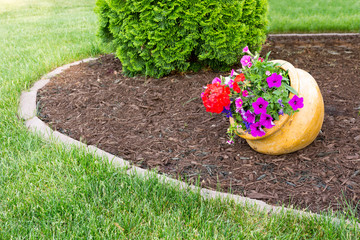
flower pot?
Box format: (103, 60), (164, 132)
(229, 60), (324, 155)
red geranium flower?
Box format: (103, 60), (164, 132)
(233, 82), (241, 93)
(234, 73), (245, 83)
(201, 83), (231, 114)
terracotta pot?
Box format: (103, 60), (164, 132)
(229, 60), (324, 155)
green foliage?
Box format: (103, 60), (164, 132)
(95, 0), (268, 78)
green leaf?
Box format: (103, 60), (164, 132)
(284, 84), (299, 95)
(272, 89), (282, 96)
(265, 51), (271, 61)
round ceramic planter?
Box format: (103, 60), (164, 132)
(229, 60), (324, 155)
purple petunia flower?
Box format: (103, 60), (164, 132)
(250, 121), (266, 137)
(239, 108), (246, 119)
(266, 73), (282, 88)
(252, 97), (268, 115)
(227, 79), (234, 88)
(288, 95), (304, 111)
(243, 121), (252, 131)
(212, 77), (222, 84)
(277, 99), (284, 108)
(259, 113), (275, 129)
(222, 107), (233, 118)
(231, 69), (235, 77)
(245, 110), (255, 123)
(278, 109), (284, 115)
(240, 55), (251, 67)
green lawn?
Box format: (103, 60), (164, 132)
(0, 0), (359, 238)
(268, 0), (360, 33)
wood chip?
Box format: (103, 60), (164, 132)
(36, 41), (360, 216)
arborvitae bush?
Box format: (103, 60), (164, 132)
(95, 0), (268, 78)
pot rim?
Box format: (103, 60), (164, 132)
(230, 60), (300, 140)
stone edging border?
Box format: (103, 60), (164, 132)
(267, 33), (360, 42)
(268, 33), (359, 37)
(18, 57), (358, 228)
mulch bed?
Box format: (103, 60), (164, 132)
(37, 35), (360, 215)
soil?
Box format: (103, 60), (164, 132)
(37, 34), (360, 216)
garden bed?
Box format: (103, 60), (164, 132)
(37, 35), (360, 215)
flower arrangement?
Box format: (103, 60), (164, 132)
(201, 46), (304, 144)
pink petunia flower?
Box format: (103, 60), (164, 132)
(266, 71), (271, 76)
(258, 57), (264, 62)
(247, 62), (252, 68)
(212, 77), (222, 84)
(243, 46), (249, 53)
(242, 90), (248, 97)
(224, 77), (231, 85)
(231, 69), (235, 77)
(240, 55), (251, 67)
(224, 103), (231, 110)
(235, 98), (243, 109)
(227, 139), (234, 144)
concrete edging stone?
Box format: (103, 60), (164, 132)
(18, 54), (358, 228)
(268, 33), (359, 37)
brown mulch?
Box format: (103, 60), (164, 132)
(37, 35), (360, 216)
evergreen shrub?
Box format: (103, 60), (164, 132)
(95, 0), (268, 78)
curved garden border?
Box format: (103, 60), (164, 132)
(18, 55), (358, 228)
